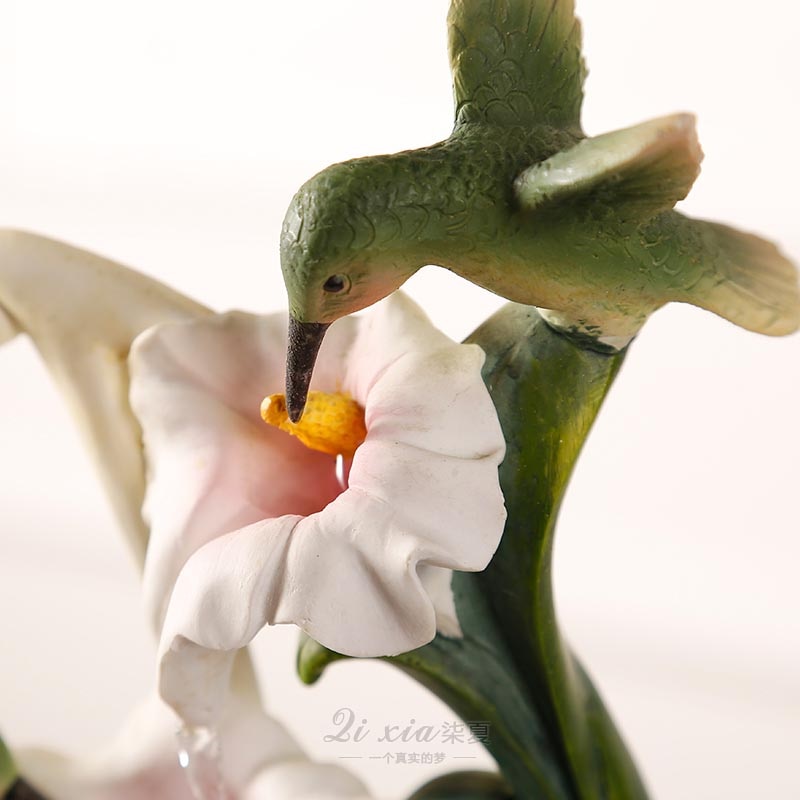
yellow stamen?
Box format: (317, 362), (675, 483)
(261, 391), (367, 459)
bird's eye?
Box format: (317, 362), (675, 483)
(323, 274), (350, 294)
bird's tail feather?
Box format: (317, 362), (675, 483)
(694, 221), (800, 336)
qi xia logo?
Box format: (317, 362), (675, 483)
(323, 708), (491, 745)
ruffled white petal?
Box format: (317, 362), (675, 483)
(159, 490), (443, 722)
(158, 516), (299, 727)
(341, 292), (457, 406)
(417, 565), (462, 640)
(359, 344), (504, 459)
(347, 440), (506, 569)
(0, 229), (209, 564)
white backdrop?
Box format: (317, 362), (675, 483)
(1, 1), (798, 798)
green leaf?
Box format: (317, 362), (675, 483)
(297, 633), (349, 685)
(0, 735), (17, 796)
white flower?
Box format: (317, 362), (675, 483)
(0, 229), (506, 754)
(132, 293), (506, 728)
(0, 231), (375, 799)
(14, 657), (371, 800)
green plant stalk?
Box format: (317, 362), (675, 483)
(469, 304), (645, 798)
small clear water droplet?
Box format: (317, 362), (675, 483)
(335, 453), (346, 490)
(176, 726), (226, 800)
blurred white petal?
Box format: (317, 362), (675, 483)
(15, 654), (369, 800)
(0, 230), (209, 563)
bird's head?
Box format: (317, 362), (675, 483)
(280, 161), (419, 421)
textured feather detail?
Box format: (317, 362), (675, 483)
(692, 221), (800, 336)
(514, 114), (702, 219)
(448, 0), (585, 130)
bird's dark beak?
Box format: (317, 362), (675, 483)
(285, 317), (331, 423)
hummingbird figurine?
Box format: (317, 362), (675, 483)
(282, 0), (800, 421)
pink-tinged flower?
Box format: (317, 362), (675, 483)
(130, 292), (506, 728)
(14, 659), (371, 800)
(1, 231), (377, 799)
(0, 229), (506, 760)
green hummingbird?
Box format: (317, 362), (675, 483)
(282, 0), (799, 421)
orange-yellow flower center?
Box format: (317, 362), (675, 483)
(260, 391), (367, 459)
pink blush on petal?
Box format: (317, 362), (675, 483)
(243, 426), (347, 519)
(92, 762), (201, 800)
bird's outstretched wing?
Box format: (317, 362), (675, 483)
(514, 114), (703, 220)
(675, 217), (800, 336)
(515, 114), (799, 335)
(448, 0), (585, 131)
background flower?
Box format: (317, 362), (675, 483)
(0, 229), (210, 566)
(14, 656), (371, 800)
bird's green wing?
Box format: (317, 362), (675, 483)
(669, 215), (800, 337)
(514, 114), (703, 220)
(448, 0), (586, 131)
